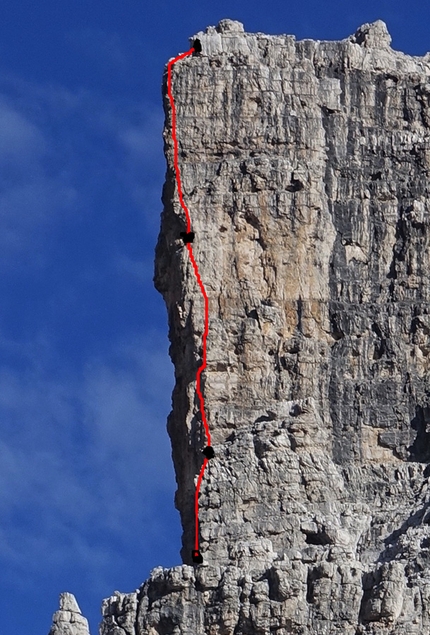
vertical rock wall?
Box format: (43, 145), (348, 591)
(99, 18), (430, 635)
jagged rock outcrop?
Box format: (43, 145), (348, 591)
(48, 593), (90, 635)
(58, 18), (430, 635)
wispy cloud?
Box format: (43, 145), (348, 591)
(0, 69), (165, 272)
(0, 58), (177, 613)
(0, 94), (78, 266)
(106, 103), (165, 231)
(0, 327), (175, 583)
(0, 97), (46, 165)
(113, 251), (155, 283)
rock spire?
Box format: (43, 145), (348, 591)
(48, 593), (90, 635)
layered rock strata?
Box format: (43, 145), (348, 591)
(54, 18), (430, 635)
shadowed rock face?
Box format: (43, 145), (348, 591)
(54, 18), (430, 635)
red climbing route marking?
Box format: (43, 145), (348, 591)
(167, 45), (211, 560)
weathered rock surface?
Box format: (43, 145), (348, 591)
(61, 18), (430, 635)
(48, 593), (90, 635)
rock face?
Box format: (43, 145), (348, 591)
(48, 593), (90, 635)
(100, 18), (430, 635)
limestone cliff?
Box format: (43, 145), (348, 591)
(50, 18), (430, 635)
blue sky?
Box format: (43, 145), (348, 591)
(0, 1), (429, 633)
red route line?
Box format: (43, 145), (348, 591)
(167, 47), (211, 555)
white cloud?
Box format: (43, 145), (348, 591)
(113, 252), (154, 283)
(0, 87), (80, 269)
(0, 97), (46, 166)
(115, 107), (165, 228)
(0, 328), (175, 577)
(0, 64), (177, 590)
(0, 70), (166, 269)
(118, 110), (163, 163)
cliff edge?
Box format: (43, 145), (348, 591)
(51, 18), (430, 635)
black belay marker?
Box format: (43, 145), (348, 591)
(203, 446), (215, 459)
(191, 448), (215, 563)
(193, 38), (202, 53)
(180, 231), (195, 244)
(192, 549), (203, 563)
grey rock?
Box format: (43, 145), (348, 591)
(87, 17), (430, 635)
(48, 593), (90, 635)
(350, 20), (392, 49)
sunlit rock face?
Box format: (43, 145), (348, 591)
(98, 18), (430, 635)
(48, 593), (90, 635)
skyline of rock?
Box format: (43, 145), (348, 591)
(50, 18), (430, 634)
